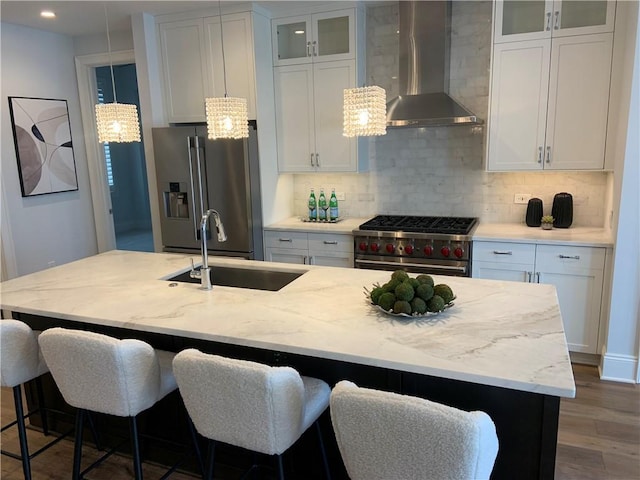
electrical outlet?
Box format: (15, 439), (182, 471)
(336, 192), (345, 201)
(514, 194), (531, 204)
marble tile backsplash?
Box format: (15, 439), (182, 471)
(292, 1), (609, 227)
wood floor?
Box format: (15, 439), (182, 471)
(1, 364), (638, 479)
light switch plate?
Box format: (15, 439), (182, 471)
(336, 192), (345, 201)
(514, 193), (531, 204)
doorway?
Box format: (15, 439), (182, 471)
(95, 64), (153, 252)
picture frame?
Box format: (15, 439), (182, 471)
(8, 96), (79, 197)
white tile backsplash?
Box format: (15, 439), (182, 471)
(292, 1), (609, 227)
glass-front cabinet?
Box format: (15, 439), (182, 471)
(272, 9), (355, 66)
(494, 0), (616, 43)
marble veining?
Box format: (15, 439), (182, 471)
(0, 251), (575, 398)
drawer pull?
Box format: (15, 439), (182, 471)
(492, 250), (513, 255)
(527, 271), (533, 282)
(278, 238), (293, 242)
(559, 255), (580, 260)
(323, 241), (338, 245)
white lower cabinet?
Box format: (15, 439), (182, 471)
(264, 230), (353, 267)
(472, 241), (605, 354)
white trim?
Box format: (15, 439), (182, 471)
(599, 345), (639, 383)
(75, 50), (135, 253)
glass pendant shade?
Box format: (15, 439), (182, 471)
(205, 96), (249, 139)
(95, 102), (141, 143)
(343, 86), (387, 137)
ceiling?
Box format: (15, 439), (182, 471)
(0, 1), (341, 37)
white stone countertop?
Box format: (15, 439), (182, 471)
(0, 251), (575, 398)
(264, 217), (369, 234)
(474, 223), (614, 247)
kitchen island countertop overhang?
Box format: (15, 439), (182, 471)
(0, 250), (575, 399)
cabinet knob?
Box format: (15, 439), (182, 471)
(538, 146), (543, 164)
(492, 250), (513, 255)
(546, 146), (551, 163)
(312, 40), (317, 56)
(306, 41), (311, 57)
(323, 240), (338, 245)
(554, 11), (560, 30)
(559, 255), (580, 260)
(279, 238), (293, 242)
(546, 11), (552, 31)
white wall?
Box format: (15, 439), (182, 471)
(601, 2), (640, 383)
(1, 23), (98, 277)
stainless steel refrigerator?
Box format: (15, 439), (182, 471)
(151, 122), (263, 260)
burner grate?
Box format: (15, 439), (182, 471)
(359, 215), (477, 235)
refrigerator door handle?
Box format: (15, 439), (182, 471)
(187, 136), (199, 241)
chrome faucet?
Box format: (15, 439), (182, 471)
(190, 209), (227, 290)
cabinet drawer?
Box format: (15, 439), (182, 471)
(473, 242), (536, 265)
(308, 233), (352, 253)
(535, 245), (605, 271)
(264, 231), (308, 250)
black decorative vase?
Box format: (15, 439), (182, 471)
(526, 198), (543, 227)
(552, 193), (573, 228)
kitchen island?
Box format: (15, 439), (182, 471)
(1, 251), (575, 479)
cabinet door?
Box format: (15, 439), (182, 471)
(494, 0), (554, 43)
(313, 60), (357, 172)
(204, 13), (257, 120)
(265, 248), (308, 265)
(545, 33), (613, 170)
(487, 40), (550, 171)
(552, 0), (616, 37)
(272, 15), (312, 66)
(308, 233), (353, 267)
(274, 64), (316, 172)
(311, 9), (355, 63)
(535, 245), (605, 354)
(158, 19), (207, 123)
(310, 253), (354, 268)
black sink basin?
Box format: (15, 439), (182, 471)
(168, 266), (304, 291)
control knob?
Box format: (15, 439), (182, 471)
(454, 247), (464, 258)
(370, 242), (379, 253)
(386, 244), (395, 254)
(358, 242), (368, 252)
(423, 245), (433, 256)
(441, 246), (451, 257)
(404, 244), (414, 255)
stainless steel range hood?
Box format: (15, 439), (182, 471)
(386, 1), (482, 128)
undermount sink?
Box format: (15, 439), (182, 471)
(167, 266), (305, 292)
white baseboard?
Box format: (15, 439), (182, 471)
(599, 347), (638, 383)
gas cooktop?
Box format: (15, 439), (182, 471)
(358, 215), (478, 235)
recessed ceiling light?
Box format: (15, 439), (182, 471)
(294, 30), (305, 35)
(41, 10), (56, 18)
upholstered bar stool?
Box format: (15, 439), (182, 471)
(173, 349), (332, 480)
(0, 319), (73, 480)
(330, 381), (499, 480)
(38, 327), (181, 480)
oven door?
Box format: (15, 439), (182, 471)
(354, 255), (470, 277)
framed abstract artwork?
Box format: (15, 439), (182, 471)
(8, 96), (79, 197)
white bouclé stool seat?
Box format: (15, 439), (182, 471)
(38, 327), (179, 480)
(173, 349), (332, 480)
(1, 320), (58, 480)
(330, 380), (500, 480)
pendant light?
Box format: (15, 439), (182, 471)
(343, 85), (387, 137)
(205, 0), (249, 140)
(95, 4), (141, 143)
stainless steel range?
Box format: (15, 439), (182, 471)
(353, 215), (479, 277)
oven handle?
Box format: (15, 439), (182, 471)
(354, 259), (467, 273)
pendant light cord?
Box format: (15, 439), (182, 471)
(103, 3), (118, 104)
(218, 0), (229, 97)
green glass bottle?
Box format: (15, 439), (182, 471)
(318, 189), (328, 221)
(308, 189), (317, 220)
(329, 189), (339, 221)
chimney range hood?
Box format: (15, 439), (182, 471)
(386, 1), (482, 128)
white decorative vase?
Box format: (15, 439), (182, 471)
(541, 223), (553, 230)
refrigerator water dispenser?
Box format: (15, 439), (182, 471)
(164, 189), (189, 219)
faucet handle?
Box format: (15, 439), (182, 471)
(189, 258), (201, 279)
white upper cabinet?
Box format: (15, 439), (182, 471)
(488, 33), (613, 170)
(272, 9), (355, 66)
(494, 0), (616, 43)
(158, 12), (257, 123)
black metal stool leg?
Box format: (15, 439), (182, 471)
(276, 454), (285, 480)
(85, 411), (102, 451)
(315, 420), (331, 480)
(129, 416), (144, 480)
(12, 385), (32, 480)
(205, 439), (216, 480)
(73, 409), (85, 480)
(34, 377), (49, 435)
(186, 415), (204, 476)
